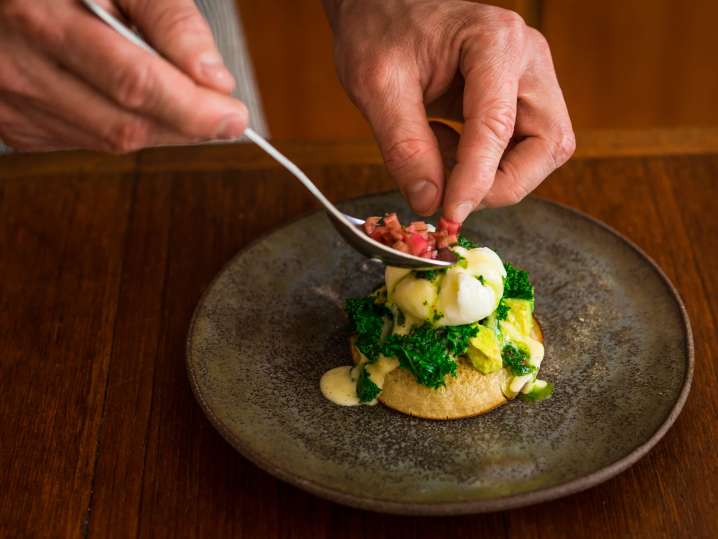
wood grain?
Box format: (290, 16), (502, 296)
(543, 0), (718, 129)
(235, 0), (718, 140)
(0, 141), (716, 537)
(0, 172), (133, 537)
(236, 0), (542, 141)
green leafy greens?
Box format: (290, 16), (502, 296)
(501, 342), (536, 376)
(345, 297), (390, 362)
(495, 299), (510, 321)
(382, 323), (478, 388)
(503, 262), (534, 300)
(356, 366), (381, 403)
(414, 268), (446, 281)
(456, 234), (478, 249)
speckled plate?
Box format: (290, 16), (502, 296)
(187, 193), (693, 515)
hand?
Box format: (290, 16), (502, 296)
(324, 0), (575, 222)
(0, 0), (248, 153)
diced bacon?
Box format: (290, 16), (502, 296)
(363, 216), (381, 235)
(383, 213), (400, 230)
(360, 213), (471, 259)
(406, 233), (429, 256)
(410, 221), (428, 232)
(392, 240), (409, 252)
(389, 229), (404, 241)
(438, 217), (461, 235)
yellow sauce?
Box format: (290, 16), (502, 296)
(320, 356), (400, 407)
(320, 366), (361, 406)
(365, 356), (400, 388)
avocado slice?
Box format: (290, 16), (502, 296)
(467, 325), (502, 374)
(519, 379), (554, 401)
(503, 298), (534, 336)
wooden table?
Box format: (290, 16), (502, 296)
(1, 129), (716, 538)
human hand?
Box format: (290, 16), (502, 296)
(0, 0), (248, 152)
(324, 0), (575, 222)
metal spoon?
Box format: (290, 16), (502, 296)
(81, 0), (453, 268)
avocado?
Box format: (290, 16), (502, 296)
(467, 325), (502, 374)
(503, 298), (534, 336)
(519, 379), (554, 401)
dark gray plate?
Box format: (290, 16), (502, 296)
(186, 193), (693, 515)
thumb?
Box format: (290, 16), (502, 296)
(359, 78), (444, 216)
(119, 0), (236, 94)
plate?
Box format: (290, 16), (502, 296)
(187, 193), (693, 515)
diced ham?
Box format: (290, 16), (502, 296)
(438, 217), (461, 235)
(363, 216), (381, 235)
(361, 213), (467, 259)
(406, 233), (429, 256)
(392, 240), (409, 252)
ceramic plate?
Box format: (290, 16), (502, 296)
(187, 193), (693, 515)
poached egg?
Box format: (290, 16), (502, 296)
(386, 246), (506, 327)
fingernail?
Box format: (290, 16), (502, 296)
(200, 54), (235, 86)
(216, 115), (246, 140)
(453, 201), (475, 222)
(406, 181), (438, 213)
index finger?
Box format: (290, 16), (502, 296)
(54, 5), (248, 140)
(442, 62), (520, 222)
(119, 0), (236, 94)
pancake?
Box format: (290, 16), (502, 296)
(351, 315), (544, 420)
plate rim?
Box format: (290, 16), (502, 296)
(186, 193), (694, 515)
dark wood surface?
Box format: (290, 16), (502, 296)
(237, 0), (718, 140)
(1, 135), (716, 538)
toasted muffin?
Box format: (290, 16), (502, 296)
(351, 316), (543, 420)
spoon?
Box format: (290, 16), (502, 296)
(81, 0), (453, 268)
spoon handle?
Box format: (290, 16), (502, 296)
(80, 0), (344, 221)
(242, 129), (343, 221)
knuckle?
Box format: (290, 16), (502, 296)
(504, 179), (530, 205)
(383, 137), (433, 173)
(346, 56), (396, 100)
(115, 63), (155, 110)
(485, 7), (526, 34)
(106, 119), (150, 154)
(1, 1), (61, 45)
(479, 102), (516, 145)
(1, 1), (35, 29)
(478, 7), (526, 51)
(528, 28), (551, 56)
(494, 8), (526, 34)
(548, 127), (576, 166)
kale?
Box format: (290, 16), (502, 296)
(444, 324), (479, 356)
(503, 262), (534, 300)
(414, 268), (446, 281)
(356, 366), (381, 403)
(345, 297), (390, 362)
(456, 234), (478, 249)
(501, 342), (536, 376)
(382, 325), (455, 388)
(495, 299), (510, 321)
(381, 323), (477, 388)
